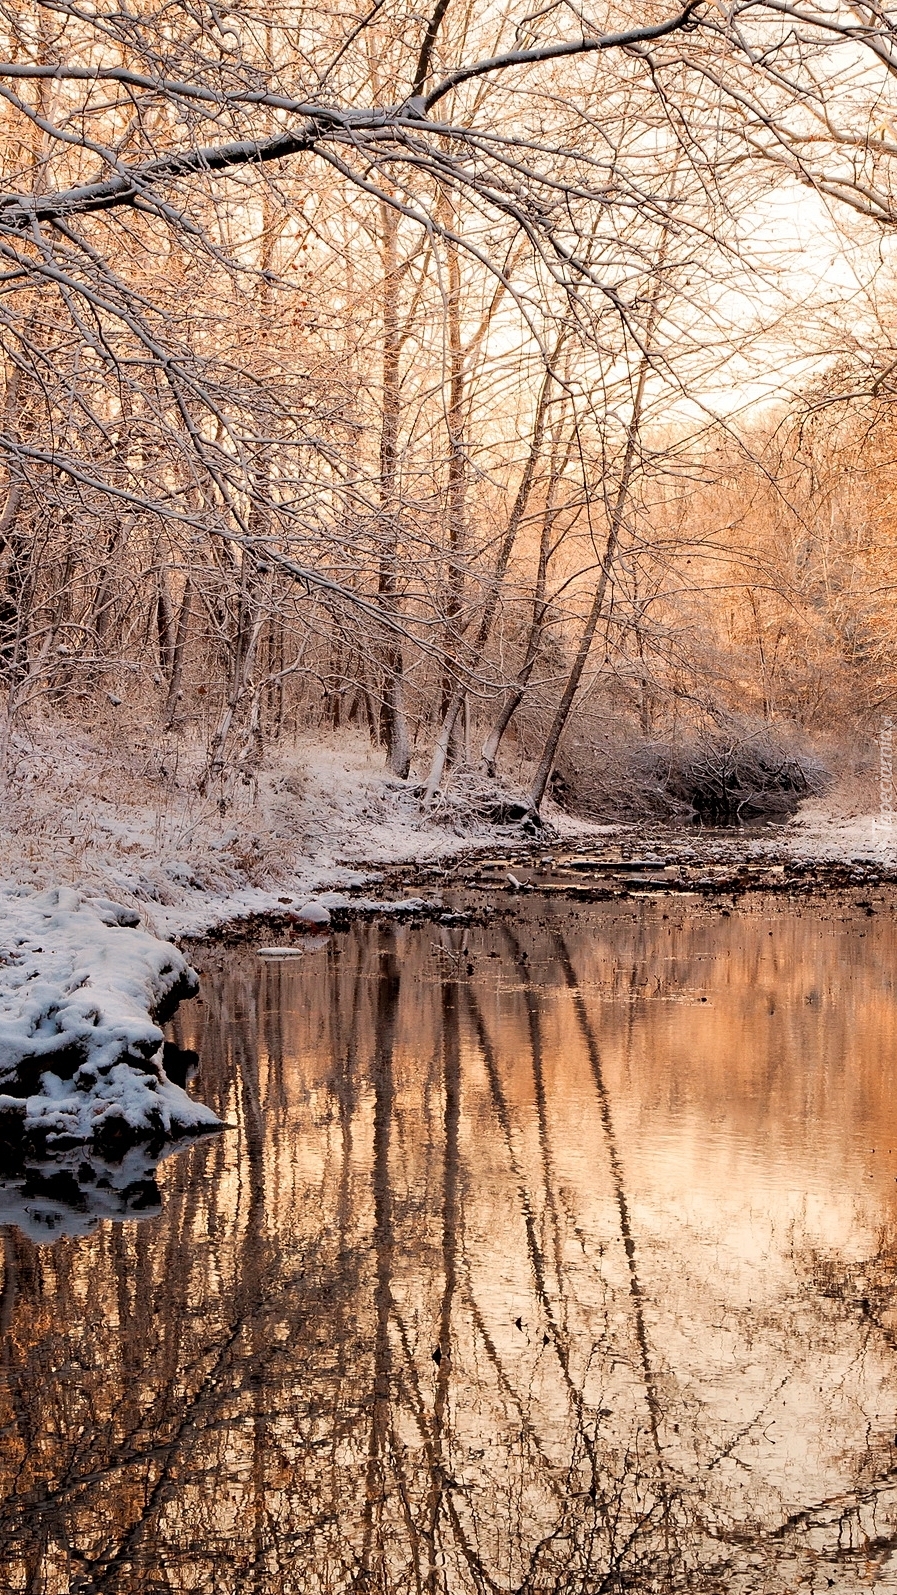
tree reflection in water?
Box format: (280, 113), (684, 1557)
(3, 895), (897, 1592)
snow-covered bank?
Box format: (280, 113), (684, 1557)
(0, 887), (220, 1155)
(783, 800), (897, 865)
(0, 723), (601, 940)
(0, 719), (891, 950)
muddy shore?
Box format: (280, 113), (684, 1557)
(186, 827), (897, 946)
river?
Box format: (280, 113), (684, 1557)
(3, 889), (897, 1592)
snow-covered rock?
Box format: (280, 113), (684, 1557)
(293, 900), (331, 927)
(0, 886), (220, 1155)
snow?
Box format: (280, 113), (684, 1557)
(317, 892), (442, 915)
(5, 720), (890, 936)
(0, 723), (596, 941)
(293, 900), (331, 926)
(0, 885), (220, 1154)
(783, 800), (897, 866)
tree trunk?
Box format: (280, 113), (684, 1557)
(377, 200), (412, 778)
(480, 399), (574, 775)
(164, 576), (192, 729)
(156, 565), (174, 678)
(202, 547), (269, 793)
(0, 362), (27, 691)
(0, 480), (25, 688)
(529, 352), (651, 813)
(423, 343), (561, 802)
(437, 230), (467, 737)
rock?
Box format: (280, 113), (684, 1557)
(293, 901), (331, 927)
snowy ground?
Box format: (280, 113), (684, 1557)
(781, 797), (897, 865)
(0, 718), (890, 936)
(0, 721), (606, 940)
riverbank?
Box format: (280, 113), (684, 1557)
(2, 720), (890, 944)
(0, 721), (608, 940)
(0, 886), (221, 1160)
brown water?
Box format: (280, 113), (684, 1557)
(4, 892), (897, 1593)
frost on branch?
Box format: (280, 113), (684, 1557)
(0, 887), (220, 1156)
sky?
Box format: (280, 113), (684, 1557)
(676, 179), (897, 423)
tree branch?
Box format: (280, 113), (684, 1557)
(0, 9), (705, 230)
(420, 4), (704, 111)
(412, 0), (453, 98)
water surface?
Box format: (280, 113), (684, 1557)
(4, 892), (897, 1592)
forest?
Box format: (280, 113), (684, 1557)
(11, 11), (897, 1592)
(2, 1), (897, 829)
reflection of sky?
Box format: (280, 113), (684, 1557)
(459, 897), (897, 1522)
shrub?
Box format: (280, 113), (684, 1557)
(555, 720), (830, 825)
